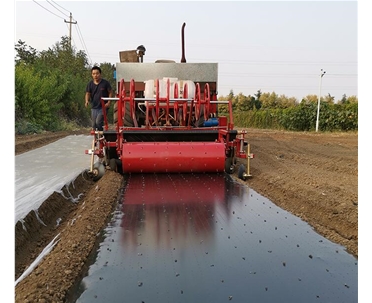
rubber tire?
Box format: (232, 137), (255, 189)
(123, 102), (134, 126)
(195, 106), (205, 127)
(108, 147), (117, 160)
(115, 158), (123, 174)
(92, 162), (105, 181)
(109, 158), (117, 172)
(113, 101), (119, 124)
(224, 157), (234, 174)
(238, 164), (246, 181)
(113, 102), (134, 126)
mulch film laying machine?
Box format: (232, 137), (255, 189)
(86, 23), (253, 181)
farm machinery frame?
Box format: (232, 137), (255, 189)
(85, 23), (253, 180)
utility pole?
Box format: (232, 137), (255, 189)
(315, 69), (326, 132)
(64, 13), (77, 47)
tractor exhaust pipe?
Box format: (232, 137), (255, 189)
(181, 22), (186, 63)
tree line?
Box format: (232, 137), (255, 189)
(218, 90), (358, 131)
(15, 37), (116, 134)
(15, 37), (357, 134)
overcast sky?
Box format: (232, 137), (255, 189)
(14, 0), (360, 102)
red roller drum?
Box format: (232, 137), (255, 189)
(121, 142), (225, 173)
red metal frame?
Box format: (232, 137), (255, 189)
(105, 78), (222, 131)
(90, 77), (248, 174)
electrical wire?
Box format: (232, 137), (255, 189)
(75, 23), (92, 65)
(46, 0), (69, 18)
(32, 0), (64, 19)
(49, 0), (70, 14)
(31, 0), (92, 66)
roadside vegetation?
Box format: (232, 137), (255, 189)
(15, 37), (116, 134)
(218, 90), (357, 131)
(15, 37), (357, 134)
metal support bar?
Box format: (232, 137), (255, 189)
(246, 144), (252, 177)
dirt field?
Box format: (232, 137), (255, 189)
(14, 128), (358, 303)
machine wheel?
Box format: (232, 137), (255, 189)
(194, 106), (205, 127)
(113, 101), (119, 124)
(109, 158), (117, 172)
(113, 102), (134, 126)
(124, 102), (134, 127)
(224, 157), (234, 174)
(238, 164), (246, 181)
(107, 147), (117, 160)
(92, 162), (105, 181)
(117, 159), (124, 174)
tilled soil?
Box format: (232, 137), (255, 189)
(14, 128), (358, 303)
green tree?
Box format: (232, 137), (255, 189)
(15, 37), (93, 133)
(260, 92), (279, 109)
(99, 62), (116, 94)
(235, 93), (251, 111)
(339, 94), (348, 104)
(15, 40), (38, 65)
(38, 36), (89, 77)
(347, 96), (358, 104)
(217, 95), (229, 113)
(253, 90), (262, 110)
(324, 93), (335, 104)
(228, 90), (234, 101)
(337, 95), (358, 105)
(301, 94), (318, 104)
(15, 64), (66, 130)
(277, 95), (297, 108)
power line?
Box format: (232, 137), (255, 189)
(49, 0), (71, 15)
(46, 0), (69, 18)
(218, 73), (357, 78)
(32, 0), (64, 20)
(75, 23), (92, 65)
(47, 2), (92, 64)
(31, 0), (91, 63)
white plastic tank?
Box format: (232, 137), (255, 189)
(160, 77), (178, 98)
(145, 78), (195, 99)
(144, 79), (155, 98)
(177, 80), (195, 99)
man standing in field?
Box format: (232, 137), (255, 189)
(85, 66), (113, 131)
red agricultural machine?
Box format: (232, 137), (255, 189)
(85, 23), (253, 180)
